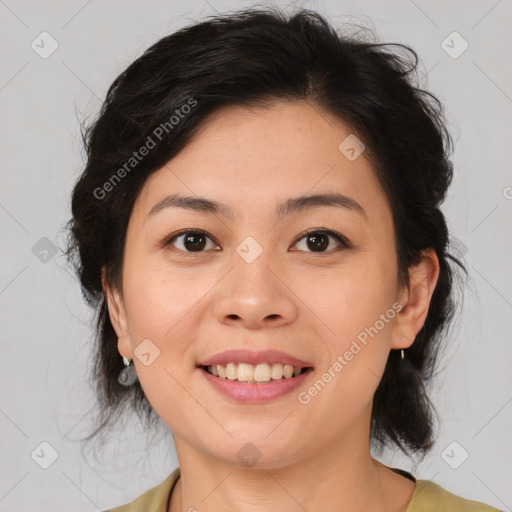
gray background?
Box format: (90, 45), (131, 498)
(1, 0), (511, 511)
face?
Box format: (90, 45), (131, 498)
(105, 100), (437, 469)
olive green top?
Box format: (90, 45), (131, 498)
(103, 466), (502, 512)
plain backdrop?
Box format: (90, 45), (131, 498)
(1, 1), (511, 511)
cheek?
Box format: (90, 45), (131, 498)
(304, 251), (397, 343)
(120, 257), (203, 420)
(304, 297), (396, 427)
(122, 250), (198, 335)
(307, 250), (398, 397)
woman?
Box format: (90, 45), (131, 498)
(65, 7), (501, 512)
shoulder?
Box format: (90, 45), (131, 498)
(408, 479), (503, 512)
(101, 467), (180, 512)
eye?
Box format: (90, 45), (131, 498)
(291, 229), (351, 253)
(164, 230), (219, 253)
(163, 228), (351, 255)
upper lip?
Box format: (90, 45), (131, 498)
(198, 349), (314, 368)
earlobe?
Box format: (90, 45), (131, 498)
(391, 249), (440, 350)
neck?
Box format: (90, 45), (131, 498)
(168, 409), (415, 512)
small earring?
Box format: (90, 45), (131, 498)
(401, 349), (405, 360)
(118, 356), (138, 386)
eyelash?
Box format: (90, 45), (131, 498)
(162, 228), (352, 255)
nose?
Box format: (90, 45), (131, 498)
(213, 252), (298, 330)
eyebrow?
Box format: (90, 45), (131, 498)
(147, 192), (366, 221)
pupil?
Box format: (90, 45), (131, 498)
(307, 233), (328, 252)
(184, 233), (206, 251)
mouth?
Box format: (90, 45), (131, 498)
(199, 363), (313, 384)
(196, 349), (314, 401)
(198, 363), (314, 403)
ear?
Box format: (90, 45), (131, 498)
(391, 249), (440, 350)
(101, 267), (133, 359)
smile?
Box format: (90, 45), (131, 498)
(199, 364), (314, 402)
(203, 362), (310, 383)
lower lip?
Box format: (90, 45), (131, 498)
(199, 367), (314, 403)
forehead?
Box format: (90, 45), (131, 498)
(134, 100), (390, 224)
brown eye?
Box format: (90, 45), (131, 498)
(165, 230), (219, 253)
(292, 229), (350, 253)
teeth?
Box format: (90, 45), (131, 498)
(238, 363), (258, 382)
(226, 362), (237, 380)
(205, 362), (307, 383)
(271, 364), (283, 379)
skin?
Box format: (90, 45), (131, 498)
(104, 100), (439, 512)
